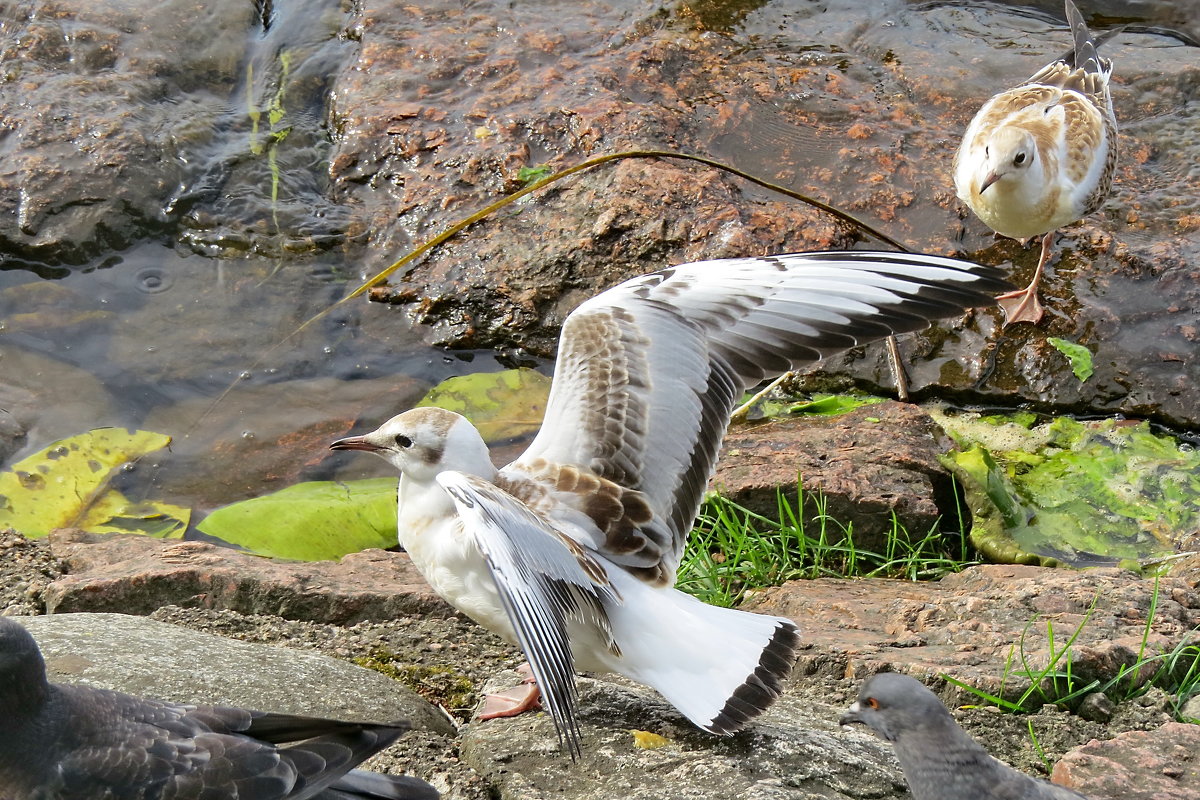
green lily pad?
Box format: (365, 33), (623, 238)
(0, 428), (187, 539)
(939, 414), (1200, 570)
(415, 368), (550, 442)
(197, 477), (397, 561)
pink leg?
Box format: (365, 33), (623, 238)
(478, 663), (542, 720)
(996, 232), (1054, 325)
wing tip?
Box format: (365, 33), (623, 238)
(705, 620), (801, 735)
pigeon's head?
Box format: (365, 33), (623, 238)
(0, 617), (49, 711)
(839, 673), (951, 742)
(330, 407), (493, 481)
(978, 124), (1038, 195)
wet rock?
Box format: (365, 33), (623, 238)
(16, 612), (453, 736)
(141, 373), (428, 508)
(746, 564), (1200, 707)
(0, 345), (117, 467)
(0, 0), (257, 262)
(714, 401), (957, 553)
(460, 670), (904, 800)
(1053, 721), (1200, 799)
(41, 529), (453, 623)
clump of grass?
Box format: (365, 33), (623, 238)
(677, 482), (977, 608)
(354, 648), (475, 712)
(946, 578), (1200, 724)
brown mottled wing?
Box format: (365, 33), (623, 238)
(507, 251), (1010, 585)
(436, 470), (621, 760)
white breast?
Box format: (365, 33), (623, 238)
(396, 480), (517, 642)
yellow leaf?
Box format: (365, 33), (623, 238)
(630, 729), (671, 749)
(0, 428), (174, 538)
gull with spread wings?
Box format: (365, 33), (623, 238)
(331, 251), (1008, 757)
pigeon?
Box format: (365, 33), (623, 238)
(953, 0), (1118, 325)
(331, 250), (1009, 757)
(840, 673), (1091, 800)
(0, 616), (439, 800)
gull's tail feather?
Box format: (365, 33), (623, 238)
(603, 582), (799, 734)
(707, 619), (800, 735)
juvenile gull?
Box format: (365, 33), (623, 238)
(841, 673), (1091, 799)
(0, 617), (439, 800)
(954, 0), (1117, 325)
(331, 250), (1009, 757)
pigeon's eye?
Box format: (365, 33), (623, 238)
(394, 434), (413, 448)
(1013, 152), (1027, 166)
(865, 697), (881, 710)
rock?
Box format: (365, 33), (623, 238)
(42, 530), (453, 623)
(0, 346), (117, 467)
(713, 401), (956, 553)
(1053, 721), (1200, 799)
(460, 670), (905, 800)
(140, 374), (428, 508)
(1077, 692), (1116, 724)
(746, 564), (1200, 707)
(0, 0), (257, 262)
(15, 612), (454, 736)
(1180, 695), (1200, 722)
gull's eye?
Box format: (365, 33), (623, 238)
(866, 696), (881, 710)
(984, 145), (990, 158)
(394, 434), (413, 448)
(1013, 152), (1027, 166)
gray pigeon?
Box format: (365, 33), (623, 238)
(840, 673), (1091, 800)
(0, 616), (439, 800)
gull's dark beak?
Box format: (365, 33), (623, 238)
(839, 701), (864, 727)
(330, 435), (383, 453)
(979, 171), (1000, 194)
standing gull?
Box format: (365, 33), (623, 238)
(331, 250), (1009, 757)
(954, 0), (1117, 325)
(0, 617), (439, 800)
(841, 673), (1091, 799)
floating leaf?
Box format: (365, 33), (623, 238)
(1047, 337), (1094, 383)
(197, 478), (397, 561)
(0, 428), (184, 539)
(415, 368), (550, 442)
(630, 729), (671, 749)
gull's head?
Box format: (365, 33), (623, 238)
(977, 125), (1038, 195)
(330, 407), (494, 482)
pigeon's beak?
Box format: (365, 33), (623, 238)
(979, 170), (1000, 194)
(839, 701), (863, 727)
(330, 435), (383, 453)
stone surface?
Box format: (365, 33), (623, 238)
(714, 401), (956, 552)
(1053, 722), (1200, 800)
(14, 612), (454, 736)
(43, 530), (453, 622)
(747, 564), (1200, 708)
(460, 670), (905, 800)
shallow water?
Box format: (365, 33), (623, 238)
(0, 0), (1196, 523)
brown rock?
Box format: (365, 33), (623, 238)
(43, 529), (452, 623)
(713, 401), (955, 552)
(1053, 722), (1200, 800)
(746, 564), (1200, 707)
